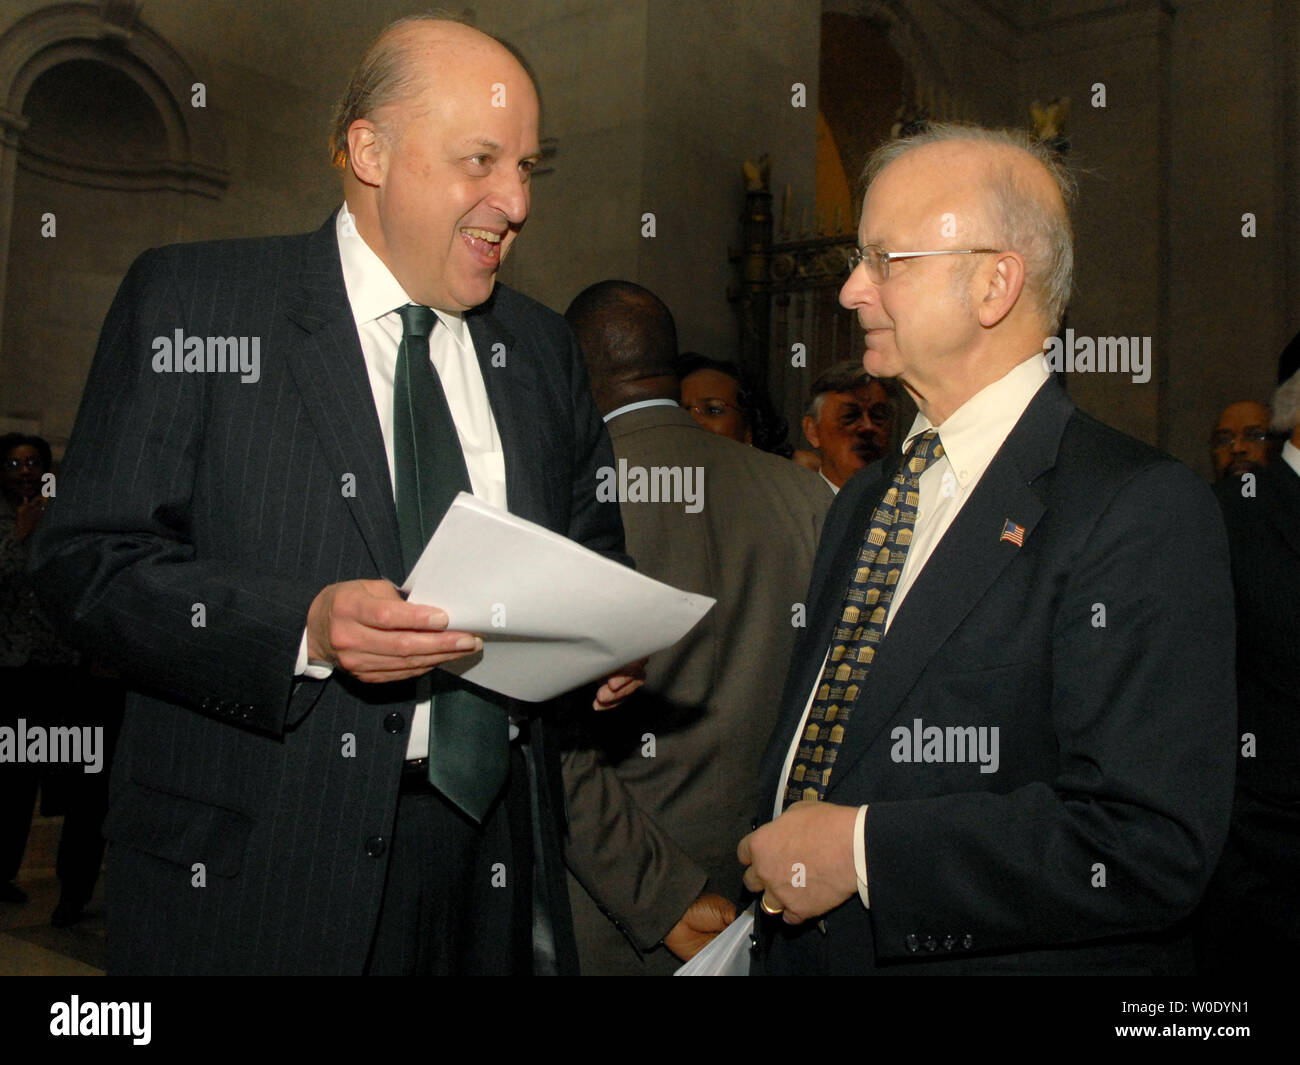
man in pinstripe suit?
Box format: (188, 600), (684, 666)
(31, 17), (638, 974)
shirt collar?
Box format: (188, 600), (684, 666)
(1283, 440), (1300, 479)
(603, 398), (680, 424)
(901, 353), (1051, 485)
(336, 203), (472, 354)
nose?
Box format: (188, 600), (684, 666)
(839, 261), (875, 310)
(489, 166), (530, 226)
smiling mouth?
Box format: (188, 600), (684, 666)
(461, 227), (504, 261)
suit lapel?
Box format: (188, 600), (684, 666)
(282, 216), (404, 582)
(826, 380), (1073, 794)
(1263, 460), (1300, 560)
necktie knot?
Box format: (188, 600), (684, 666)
(397, 303), (437, 340)
(906, 429), (943, 476)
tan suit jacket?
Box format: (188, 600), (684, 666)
(562, 404), (831, 974)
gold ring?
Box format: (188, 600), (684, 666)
(760, 894), (784, 917)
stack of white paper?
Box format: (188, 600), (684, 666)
(400, 493), (715, 702)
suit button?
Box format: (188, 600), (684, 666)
(923, 935), (937, 952)
(365, 836), (386, 857)
(750, 818), (759, 831)
(748, 933), (759, 952)
(962, 933), (975, 950)
(239, 704), (254, 719)
(905, 934), (919, 953)
(943, 935), (956, 951)
(383, 712), (405, 734)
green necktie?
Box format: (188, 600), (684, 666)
(393, 303), (509, 823)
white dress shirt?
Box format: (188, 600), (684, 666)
(774, 354), (1053, 907)
(1283, 440), (1300, 478)
(296, 204), (508, 759)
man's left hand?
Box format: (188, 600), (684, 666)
(737, 800), (859, 924)
(593, 658), (647, 710)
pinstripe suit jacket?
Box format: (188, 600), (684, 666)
(30, 214), (626, 974)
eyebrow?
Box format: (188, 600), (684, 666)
(457, 137), (542, 160)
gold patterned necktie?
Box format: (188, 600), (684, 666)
(783, 429), (943, 808)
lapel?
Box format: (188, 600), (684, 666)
(282, 215), (404, 582)
(825, 379), (1075, 795)
(1262, 459), (1300, 560)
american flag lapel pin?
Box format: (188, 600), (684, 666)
(999, 519), (1026, 547)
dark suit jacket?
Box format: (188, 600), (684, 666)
(562, 406), (831, 974)
(30, 214), (626, 974)
(753, 377), (1237, 975)
(1197, 458), (1300, 967)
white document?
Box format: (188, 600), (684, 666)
(400, 492), (714, 702)
(674, 907), (754, 976)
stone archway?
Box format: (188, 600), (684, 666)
(0, 2), (227, 444)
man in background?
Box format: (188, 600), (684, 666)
(562, 280), (831, 974)
(1198, 332), (1300, 972)
(801, 360), (898, 492)
(1209, 399), (1277, 481)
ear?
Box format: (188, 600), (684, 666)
(977, 250), (1027, 328)
(802, 414), (820, 450)
(347, 119), (389, 188)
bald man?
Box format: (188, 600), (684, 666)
(1210, 400), (1275, 481)
(740, 124), (1235, 975)
(32, 16), (636, 974)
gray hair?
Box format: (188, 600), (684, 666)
(805, 359), (898, 422)
(1272, 370), (1300, 433)
(861, 123), (1077, 333)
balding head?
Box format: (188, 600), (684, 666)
(862, 124), (1075, 334)
(840, 123), (1077, 425)
(331, 17), (535, 167)
(335, 16), (541, 312)
(565, 281), (679, 415)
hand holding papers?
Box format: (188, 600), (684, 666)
(400, 493), (714, 702)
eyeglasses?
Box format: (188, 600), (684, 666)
(3, 457), (44, 471)
(688, 400), (744, 419)
(1209, 428), (1271, 449)
(845, 244), (1001, 284)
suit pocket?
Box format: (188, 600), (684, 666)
(104, 777), (254, 878)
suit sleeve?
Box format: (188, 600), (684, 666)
(863, 462), (1237, 959)
(29, 249), (324, 735)
(561, 716), (709, 953)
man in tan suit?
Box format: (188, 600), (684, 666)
(561, 280), (832, 974)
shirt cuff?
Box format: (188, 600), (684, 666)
(296, 628), (334, 680)
(853, 803), (870, 908)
